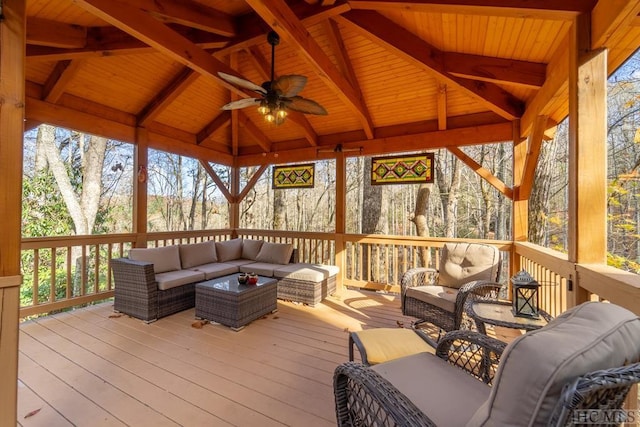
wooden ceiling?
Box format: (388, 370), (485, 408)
(24, 0), (640, 166)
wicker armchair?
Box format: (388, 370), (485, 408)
(334, 302), (640, 427)
(401, 242), (502, 333)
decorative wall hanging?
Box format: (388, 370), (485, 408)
(272, 163), (315, 189)
(371, 153), (434, 185)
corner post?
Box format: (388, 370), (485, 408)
(133, 127), (148, 248)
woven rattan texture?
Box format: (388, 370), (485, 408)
(277, 275), (336, 306)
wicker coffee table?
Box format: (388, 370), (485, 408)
(195, 273), (278, 331)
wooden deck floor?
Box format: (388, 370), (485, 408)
(17, 289), (416, 426)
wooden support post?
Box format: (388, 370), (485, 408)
(0, 0), (26, 424)
(133, 127), (148, 248)
(335, 153), (346, 292)
(511, 120), (526, 279)
(568, 13), (607, 306)
(230, 165), (240, 233)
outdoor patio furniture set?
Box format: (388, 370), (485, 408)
(336, 243), (640, 426)
(110, 238), (338, 323)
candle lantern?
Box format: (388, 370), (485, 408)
(511, 270), (540, 318)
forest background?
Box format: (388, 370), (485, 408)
(20, 52), (640, 308)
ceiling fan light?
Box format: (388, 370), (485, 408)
(258, 100), (269, 115)
(277, 107), (287, 119)
(265, 112), (275, 123)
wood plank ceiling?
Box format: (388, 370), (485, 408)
(24, 0), (640, 167)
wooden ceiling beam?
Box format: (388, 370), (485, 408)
(591, 0), (640, 49)
(245, 0), (375, 139)
(132, 0), (236, 37)
(323, 19), (360, 89)
(200, 160), (234, 202)
(137, 67), (199, 126)
(244, 47), (318, 146)
(444, 52), (546, 88)
(68, 0), (252, 97)
(197, 111), (231, 145)
(448, 146), (513, 199)
(340, 10), (524, 120)
(348, 0), (595, 19)
(27, 17), (87, 48)
(27, 25), (229, 61)
(42, 60), (83, 103)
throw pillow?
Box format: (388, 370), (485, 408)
(215, 238), (243, 262)
(255, 242), (294, 265)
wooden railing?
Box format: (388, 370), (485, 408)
(18, 230), (640, 318)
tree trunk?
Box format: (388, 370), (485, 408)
(436, 150), (461, 238)
(411, 183), (432, 267)
(362, 158), (383, 281)
(273, 189), (286, 229)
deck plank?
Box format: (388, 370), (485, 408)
(18, 289), (415, 426)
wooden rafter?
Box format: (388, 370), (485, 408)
(448, 146), (514, 199)
(137, 68), (198, 126)
(239, 112), (272, 152)
(519, 115), (548, 199)
(340, 10), (524, 120)
(592, 0), (640, 49)
(42, 60), (82, 103)
(237, 165), (269, 203)
(71, 0), (253, 97)
(132, 0), (236, 37)
(323, 19), (359, 89)
(348, 0), (595, 19)
(245, 0), (375, 139)
(26, 17), (87, 48)
(197, 111), (231, 145)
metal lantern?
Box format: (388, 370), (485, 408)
(511, 270), (540, 319)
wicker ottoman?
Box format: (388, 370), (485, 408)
(195, 273), (277, 331)
(274, 263), (339, 306)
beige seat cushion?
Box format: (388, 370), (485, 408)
(255, 242), (294, 265)
(438, 243), (499, 289)
(352, 328), (435, 365)
(241, 239), (264, 260)
(188, 262), (238, 280)
(222, 259), (257, 268)
(179, 241), (217, 268)
(405, 285), (458, 313)
(129, 245), (181, 273)
(155, 270), (204, 290)
(239, 262), (278, 277)
(215, 238), (243, 262)
(273, 263), (328, 282)
(467, 302), (640, 426)
(373, 352), (490, 427)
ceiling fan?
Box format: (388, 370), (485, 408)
(218, 31), (328, 125)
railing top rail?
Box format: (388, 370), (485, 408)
(21, 233), (137, 249)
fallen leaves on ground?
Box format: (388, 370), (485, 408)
(396, 320), (404, 328)
(24, 408), (41, 419)
(108, 313), (122, 318)
(191, 320), (209, 329)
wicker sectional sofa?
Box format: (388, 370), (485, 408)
(111, 238), (338, 322)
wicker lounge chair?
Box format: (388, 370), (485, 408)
(400, 242), (502, 334)
(334, 302), (640, 426)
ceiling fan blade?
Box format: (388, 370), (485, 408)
(285, 96), (328, 115)
(218, 72), (266, 95)
(221, 98), (260, 110)
(273, 75), (307, 97)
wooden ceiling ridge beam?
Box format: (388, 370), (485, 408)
(339, 10), (523, 120)
(71, 0), (255, 98)
(42, 60), (83, 103)
(519, 115), (548, 199)
(244, 0), (375, 139)
(27, 17), (87, 48)
(199, 160), (234, 202)
(243, 47), (318, 146)
(137, 67), (199, 126)
(447, 146), (514, 199)
(131, 0), (236, 37)
(347, 0), (595, 19)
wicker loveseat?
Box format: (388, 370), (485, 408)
(111, 238), (338, 322)
(334, 302), (640, 426)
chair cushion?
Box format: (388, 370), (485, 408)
(373, 352), (490, 427)
(273, 263), (331, 282)
(255, 242), (294, 265)
(405, 285), (458, 313)
(352, 328), (435, 365)
(222, 259), (257, 268)
(129, 245), (181, 274)
(467, 302), (640, 427)
(155, 269), (204, 290)
(179, 241), (217, 268)
(239, 262), (278, 277)
(188, 262), (238, 280)
(241, 239), (264, 260)
(215, 238), (243, 262)
(438, 243), (499, 289)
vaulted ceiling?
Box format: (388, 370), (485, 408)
(24, 0), (640, 166)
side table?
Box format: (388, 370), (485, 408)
(465, 300), (553, 336)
